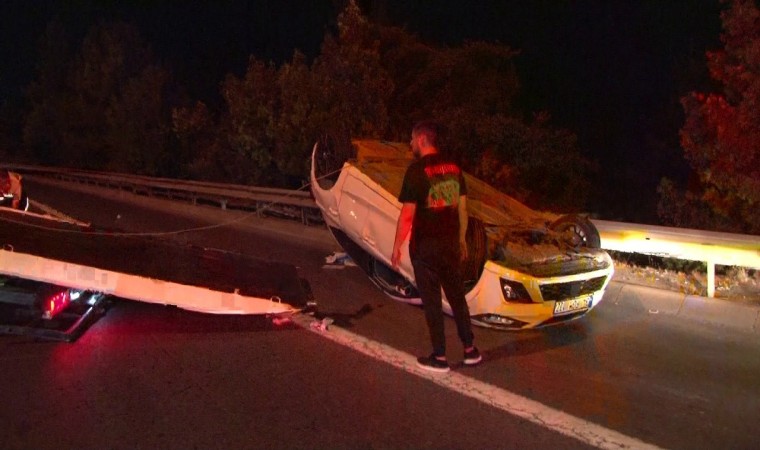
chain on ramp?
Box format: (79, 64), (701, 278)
(28, 199), (90, 227)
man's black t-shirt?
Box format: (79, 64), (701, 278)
(398, 153), (467, 263)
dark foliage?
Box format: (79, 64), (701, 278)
(661, 0), (760, 234)
(26, 1), (593, 211)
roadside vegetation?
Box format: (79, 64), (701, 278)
(659, 0), (760, 235)
(610, 251), (760, 303)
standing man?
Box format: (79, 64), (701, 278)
(391, 121), (481, 373)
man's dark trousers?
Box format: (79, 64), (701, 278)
(412, 256), (474, 357)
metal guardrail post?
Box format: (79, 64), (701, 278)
(707, 261), (716, 298)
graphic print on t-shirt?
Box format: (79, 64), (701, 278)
(424, 163), (461, 209)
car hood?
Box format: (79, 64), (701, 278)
(493, 228), (611, 277)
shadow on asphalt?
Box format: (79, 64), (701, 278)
(481, 321), (589, 361)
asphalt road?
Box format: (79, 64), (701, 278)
(2, 178), (759, 450)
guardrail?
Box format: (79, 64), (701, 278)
(10, 163), (760, 297)
(592, 219), (760, 297)
(11, 164), (323, 225)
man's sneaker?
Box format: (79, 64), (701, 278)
(463, 347), (482, 366)
(416, 354), (450, 373)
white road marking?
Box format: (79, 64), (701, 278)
(292, 314), (663, 450)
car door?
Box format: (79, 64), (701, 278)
(337, 173), (373, 249)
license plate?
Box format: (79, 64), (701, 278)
(553, 296), (592, 315)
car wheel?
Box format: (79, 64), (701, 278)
(20, 193), (29, 211)
(314, 134), (355, 190)
(549, 214), (601, 249)
(327, 227), (420, 301)
(368, 257), (420, 300)
(462, 217), (488, 290)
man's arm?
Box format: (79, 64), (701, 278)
(458, 195), (468, 261)
(391, 203), (416, 269)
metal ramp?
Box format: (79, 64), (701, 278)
(0, 207), (311, 341)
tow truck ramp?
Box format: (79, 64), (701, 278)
(0, 206), (311, 342)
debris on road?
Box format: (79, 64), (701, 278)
(270, 315), (293, 326)
(323, 251), (357, 269)
(310, 317), (334, 332)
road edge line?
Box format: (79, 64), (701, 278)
(292, 314), (663, 450)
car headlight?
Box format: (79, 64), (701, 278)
(499, 278), (534, 304)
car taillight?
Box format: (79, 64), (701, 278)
(42, 290), (71, 319)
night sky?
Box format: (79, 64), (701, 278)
(0, 0), (724, 221)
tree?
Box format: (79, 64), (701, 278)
(271, 51), (323, 180)
(23, 19), (72, 164)
(219, 1), (394, 184)
(469, 113), (593, 211)
(219, 57), (279, 184)
(63, 22), (154, 168)
(172, 101), (221, 180)
(661, 0), (760, 233)
(24, 21), (178, 174)
(105, 64), (174, 175)
(374, 25), (590, 210)
(0, 98), (25, 159)
(198, 0), (593, 209)
(273, 0), (393, 180)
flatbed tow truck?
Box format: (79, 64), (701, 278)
(0, 202), (311, 342)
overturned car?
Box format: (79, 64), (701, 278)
(311, 139), (613, 330)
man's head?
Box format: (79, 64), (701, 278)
(410, 120), (440, 158)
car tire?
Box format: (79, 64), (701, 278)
(20, 192), (29, 211)
(462, 217), (488, 289)
(549, 214), (601, 249)
(368, 257), (420, 300)
(327, 227), (420, 301)
(314, 134), (354, 190)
